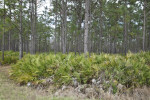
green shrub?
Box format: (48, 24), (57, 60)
(10, 52), (150, 90)
(0, 51), (20, 65)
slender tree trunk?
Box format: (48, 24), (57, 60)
(75, 30), (77, 55)
(62, 0), (67, 54)
(19, 0), (23, 59)
(58, 29), (61, 52)
(35, 0), (37, 53)
(31, 0), (36, 54)
(8, 32), (11, 51)
(109, 33), (111, 53)
(124, 19), (127, 55)
(2, 0), (5, 61)
(64, 0), (67, 54)
(148, 31), (150, 50)
(77, 0), (82, 54)
(60, 27), (62, 52)
(89, 1), (92, 56)
(84, 0), (90, 56)
(143, 0), (146, 51)
(99, 0), (103, 54)
(54, 0), (58, 54)
(8, 6), (12, 51)
(123, 0), (127, 55)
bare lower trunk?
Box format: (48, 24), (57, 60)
(54, 0), (58, 54)
(99, 0), (103, 54)
(2, 28), (5, 61)
(84, 0), (90, 56)
(31, 0), (36, 54)
(9, 31), (11, 51)
(8, 6), (11, 51)
(77, 0), (82, 54)
(124, 19), (127, 55)
(149, 32), (150, 50)
(2, 1), (6, 61)
(123, 0), (127, 55)
(35, 0), (37, 53)
(62, 0), (67, 54)
(19, 0), (23, 59)
(143, 0), (146, 51)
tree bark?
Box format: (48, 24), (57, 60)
(77, 0), (82, 54)
(84, 0), (90, 56)
(54, 0), (58, 54)
(61, 0), (67, 54)
(19, 0), (23, 59)
(35, 0), (37, 53)
(143, 0), (146, 51)
(8, 6), (12, 51)
(99, 0), (103, 54)
(31, 0), (36, 54)
(149, 32), (150, 50)
(123, 0), (128, 55)
(2, 0), (6, 61)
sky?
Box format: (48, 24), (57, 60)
(0, 0), (51, 11)
(0, 0), (3, 8)
(0, 0), (120, 11)
(38, 0), (51, 14)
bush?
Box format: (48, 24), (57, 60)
(10, 52), (150, 90)
(0, 51), (20, 65)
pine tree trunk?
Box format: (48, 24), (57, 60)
(84, 0), (90, 56)
(143, 0), (146, 51)
(54, 0), (58, 54)
(62, 0), (67, 54)
(2, 1), (5, 61)
(8, 6), (12, 51)
(148, 32), (150, 50)
(77, 0), (82, 54)
(99, 0), (103, 54)
(19, 0), (23, 59)
(31, 0), (36, 54)
(123, 0), (128, 55)
(35, 0), (37, 53)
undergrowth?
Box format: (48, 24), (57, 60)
(10, 51), (150, 93)
(0, 51), (20, 65)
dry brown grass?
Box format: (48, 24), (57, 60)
(97, 87), (150, 100)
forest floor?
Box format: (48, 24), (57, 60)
(0, 66), (89, 100)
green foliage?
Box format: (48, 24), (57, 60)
(10, 52), (150, 89)
(0, 51), (20, 65)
